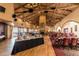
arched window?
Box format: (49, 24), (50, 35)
(57, 26), (61, 32)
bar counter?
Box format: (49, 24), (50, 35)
(15, 35), (56, 56)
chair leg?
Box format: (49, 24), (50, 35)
(64, 45), (69, 50)
(76, 45), (79, 51)
(71, 45), (77, 50)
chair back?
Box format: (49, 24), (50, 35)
(71, 38), (77, 46)
(63, 38), (69, 46)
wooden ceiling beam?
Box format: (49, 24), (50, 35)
(15, 3), (27, 10)
(14, 3), (79, 26)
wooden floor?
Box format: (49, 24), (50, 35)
(54, 47), (79, 56)
(15, 35), (56, 56)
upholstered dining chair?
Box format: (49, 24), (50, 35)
(63, 38), (70, 49)
(71, 38), (78, 50)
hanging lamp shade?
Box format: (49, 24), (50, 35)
(39, 15), (46, 26)
(39, 15), (47, 33)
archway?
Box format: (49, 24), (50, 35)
(56, 26), (61, 32)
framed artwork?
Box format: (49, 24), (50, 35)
(75, 25), (77, 31)
(70, 27), (73, 33)
(64, 28), (68, 33)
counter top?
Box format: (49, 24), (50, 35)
(16, 36), (43, 42)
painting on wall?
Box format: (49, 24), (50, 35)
(70, 27), (72, 33)
(75, 25), (77, 31)
(64, 28), (68, 33)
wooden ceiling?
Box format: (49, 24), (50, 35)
(14, 3), (79, 26)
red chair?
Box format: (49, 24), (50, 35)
(63, 38), (70, 49)
(71, 38), (78, 49)
(49, 32), (57, 46)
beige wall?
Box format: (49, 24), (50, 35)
(0, 3), (14, 22)
(0, 3), (14, 39)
